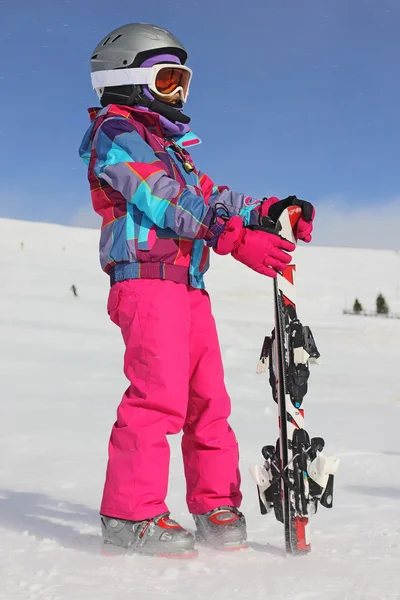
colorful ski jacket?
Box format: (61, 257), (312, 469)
(79, 104), (262, 289)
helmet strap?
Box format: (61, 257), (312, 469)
(100, 84), (141, 108)
(99, 86), (191, 125)
(126, 85), (142, 106)
(135, 92), (191, 124)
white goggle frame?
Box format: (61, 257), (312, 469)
(91, 64), (192, 103)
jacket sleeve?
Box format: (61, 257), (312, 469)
(93, 116), (214, 240)
(198, 171), (262, 226)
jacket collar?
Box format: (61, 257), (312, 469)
(88, 105), (202, 148)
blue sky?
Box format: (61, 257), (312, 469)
(1, 0), (399, 247)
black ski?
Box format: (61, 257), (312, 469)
(251, 205), (339, 554)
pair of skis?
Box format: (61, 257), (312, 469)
(250, 206), (339, 555)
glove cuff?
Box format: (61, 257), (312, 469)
(205, 217), (227, 248)
(213, 216), (244, 255)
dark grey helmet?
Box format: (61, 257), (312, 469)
(90, 23), (188, 73)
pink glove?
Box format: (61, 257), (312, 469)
(262, 196), (315, 243)
(215, 216), (295, 278)
(295, 207), (315, 242)
(258, 196), (281, 216)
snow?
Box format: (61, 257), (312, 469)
(0, 216), (400, 600)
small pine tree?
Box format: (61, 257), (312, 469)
(376, 293), (389, 315)
(353, 298), (363, 314)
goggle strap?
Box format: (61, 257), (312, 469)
(91, 68), (153, 89)
(91, 65), (191, 90)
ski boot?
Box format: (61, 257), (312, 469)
(101, 512), (197, 558)
(192, 507), (247, 551)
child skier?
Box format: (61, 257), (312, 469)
(79, 22), (314, 557)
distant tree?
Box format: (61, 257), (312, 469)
(353, 298), (363, 314)
(376, 293), (389, 315)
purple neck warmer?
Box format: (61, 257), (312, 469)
(138, 53), (191, 137)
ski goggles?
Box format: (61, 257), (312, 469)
(91, 64), (193, 102)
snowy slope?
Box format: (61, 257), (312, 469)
(1, 217), (400, 600)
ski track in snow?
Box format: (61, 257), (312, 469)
(1, 218), (400, 600)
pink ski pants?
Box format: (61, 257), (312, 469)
(100, 279), (242, 520)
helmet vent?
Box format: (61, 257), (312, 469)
(102, 37), (111, 46)
(91, 53), (98, 59)
(111, 34), (122, 43)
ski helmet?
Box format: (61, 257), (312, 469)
(90, 23), (189, 120)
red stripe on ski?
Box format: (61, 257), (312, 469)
(288, 408), (305, 429)
(293, 517), (311, 553)
(289, 409), (304, 427)
(288, 206), (302, 229)
(282, 293), (295, 309)
(282, 264), (296, 284)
